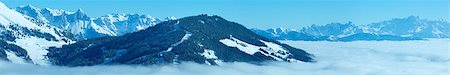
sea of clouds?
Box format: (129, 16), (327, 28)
(1, 39), (449, 75)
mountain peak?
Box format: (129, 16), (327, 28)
(41, 8), (65, 16)
(21, 5), (38, 9)
(76, 8), (84, 13)
(388, 16), (421, 22)
(346, 21), (353, 24)
(166, 15), (234, 31)
(272, 27), (289, 34)
(165, 16), (177, 20)
(41, 8), (53, 11)
(407, 16), (420, 19)
(16, 5), (40, 12)
(177, 14), (224, 22)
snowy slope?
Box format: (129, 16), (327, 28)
(219, 35), (301, 62)
(4, 50), (27, 64)
(0, 2), (72, 65)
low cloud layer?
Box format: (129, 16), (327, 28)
(1, 39), (449, 75)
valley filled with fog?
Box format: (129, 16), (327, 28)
(1, 39), (448, 75)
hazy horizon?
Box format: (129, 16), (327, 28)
(0, 0), (448, 29)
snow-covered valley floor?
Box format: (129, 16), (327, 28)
(1, 39), (449, 75)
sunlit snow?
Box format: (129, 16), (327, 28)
(219, 35), (261, 55)
(4, 50), (27, 64)
(11, 37), (67, 65)
(219, 35), (297, 61)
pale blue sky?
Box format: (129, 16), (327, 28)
(0, 0), (448, 29)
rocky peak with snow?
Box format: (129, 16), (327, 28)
(269, 27), (289, 34)
(165, 16), (177, 20)
(251, 28), (316, 41)
(92, 13), (168, 36)
(15, 5), (41, 17)
(13, 5), (174, 40)
(70, 8), (89, 20)
(47, 15), (313, 66)
(300, 22), (361, 37)
(362, 16), (450, 38)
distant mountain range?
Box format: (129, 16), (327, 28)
(252, 16), (450, 41)
(12, 5), (449, 42)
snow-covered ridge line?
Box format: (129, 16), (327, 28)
(253, 17), (450, 41)
(13, 4), (177, 39)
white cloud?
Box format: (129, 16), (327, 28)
(1, 39), (449, 75)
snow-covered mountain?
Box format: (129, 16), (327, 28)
(361, 16), (450, 38)
(13, 5), (175, 40)
(253, 16), (449, 41)
(300, 22), (363, 38)
(251, 28), (316, 41)
(0, 2), (73, 65)
(47, 15), (314, 66)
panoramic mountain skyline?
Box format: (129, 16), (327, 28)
(1, 1), (449, 75)
(12, 5), (176, 39)
(2, 1), (446, 65)
(1, 0), (448, 29)
(11, 4), (449, 41)
(252, 16), (450, 41)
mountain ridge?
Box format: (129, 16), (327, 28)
(47, 15), (314, 66)
(252, 16), (449, 41)
(13, 5), (176, 40)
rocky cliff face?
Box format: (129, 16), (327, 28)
(14, 5), (174, 40)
